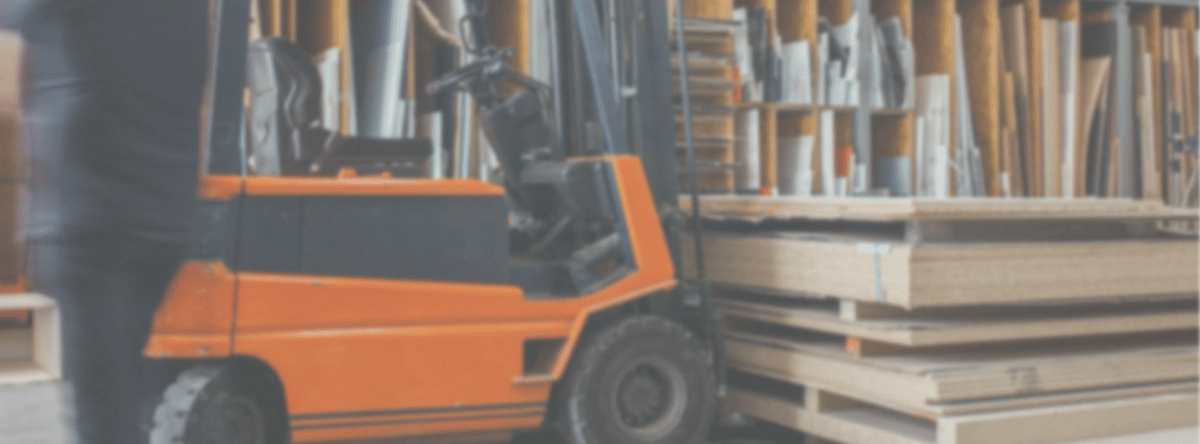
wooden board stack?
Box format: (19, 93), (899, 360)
(683, 195), (1199, 444)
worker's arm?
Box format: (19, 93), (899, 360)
(0, 0), (37, 30)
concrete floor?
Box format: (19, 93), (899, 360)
(0, 381), (1196, 444)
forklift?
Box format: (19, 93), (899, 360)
(143, 0), (724, 443)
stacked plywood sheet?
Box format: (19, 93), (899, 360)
(684, 196), (1199, 444)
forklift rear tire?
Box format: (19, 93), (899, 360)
(555, 315), (717, 444)
(149, 364), (287, 444)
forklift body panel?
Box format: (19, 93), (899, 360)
(144, 156), (677, 442)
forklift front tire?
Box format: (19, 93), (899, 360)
(149, 364), (286, 444)
(556, 315), (718, 444)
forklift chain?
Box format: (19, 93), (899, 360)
(148, 365), (224, 444)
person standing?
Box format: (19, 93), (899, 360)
(1, 0), (210, 443)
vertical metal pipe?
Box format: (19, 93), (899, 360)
(454, 0), (474, 179)
(201, 0), (252, 176)
(854, 0), (875, 194)
(674, 0), (726, 392)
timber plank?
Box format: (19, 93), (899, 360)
(686, 232), (1198, 308)
(726, 330), (1198, 410)
(681, 195), (1197, 222)
(728, 388), (934, 444)
(718, 293), (1198, 347)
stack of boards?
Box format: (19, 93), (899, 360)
(682, 195), (1199, 444)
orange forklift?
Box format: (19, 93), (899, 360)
(143, 0), (725, 443)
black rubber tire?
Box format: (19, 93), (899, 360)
(148, 364), (287, 444)
(555, 315), (718, 444)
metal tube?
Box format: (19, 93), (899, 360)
(674, 0), (726, 392)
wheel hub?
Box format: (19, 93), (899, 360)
(611, 358), (688, 441)
(201, 395), (265, 444)
(618, 366), (669, 426)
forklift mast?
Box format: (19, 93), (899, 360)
(201, 0), (708, 333)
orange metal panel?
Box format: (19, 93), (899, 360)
(292, 411), (540, 443)
(144, 261), (236, 358)
(243, 177), (505, 197)
(235, 321), (561, 421)
(168, 155), (678, 441)
(199, 175), (505, 199)
(198, 175), (244, 200)
(233, 276), (538, 331)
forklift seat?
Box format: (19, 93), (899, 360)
(246, 37), (433, 177)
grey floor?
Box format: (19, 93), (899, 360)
(1, 381), (1196, 444)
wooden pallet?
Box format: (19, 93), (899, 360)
(728, 383), (1199, 444)
(717, 291), (1199, 348)
(685, 232), (1198, 308)
(725, 327), (1198, 414)
(0, 293), (61, 386)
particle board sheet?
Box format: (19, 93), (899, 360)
(725, 328), (1199, 411)
(716, 293), (1200, 347)
(681, 195), (1197, 222)
(684, 232), (1198, 307)
(728, 386), (1199, 444)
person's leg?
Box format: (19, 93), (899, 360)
(120, 238), (186, 443)
(31, 235), (133, 444)
(30, 234), (184, 444)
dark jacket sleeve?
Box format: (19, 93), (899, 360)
(0, 0), (37, 30)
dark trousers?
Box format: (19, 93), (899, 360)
(28, 234), (186, 444)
